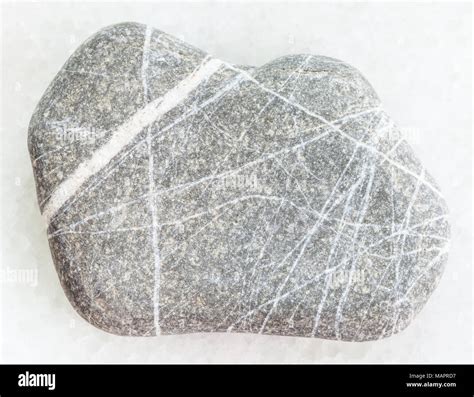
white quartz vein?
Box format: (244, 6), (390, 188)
(49, 70), (246, 224)
(41, 56), (224, 224)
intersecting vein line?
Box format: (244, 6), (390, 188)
(308, 109), (380, 336)
(257, 222), (325, 333)
(160, 206), (235, 272)
(224, 63), (442, 198)
(335, 158), (376, 339)
(148, 130), (331, 200)
(38, 52), (446, 338)
(48, 107), (382, 238)
(334, 107), (383, 125)
(273, 157), (313, 210)
(362, 214), (448, 252)
(367, 246), (444, 260)
(50, 57), (388, 229)
(311, 150), (367, 336)
(386, 247), (448, 335)
(48, 190), (319, 238)
(50, 105), (380, 238)
(227, 262), (344, 331)
(48, 69), (246, 226)
(41, 55), (224, 224)
(256, 139), (366, 333)
(402, 248), (449, 297)
(195, 55), (313, 201)
(388, 168), (425, 336)
(32, 142), (77, 165)
(245, 201), (285, 309)
(380, 138), (404, 163)
(48, 106), (384, 237)
(352, 168), (429, 339)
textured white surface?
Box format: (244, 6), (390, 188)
(1, 1), (472, 363)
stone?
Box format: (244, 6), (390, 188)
(28, 22), (450, 341)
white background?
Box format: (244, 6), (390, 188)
(1, 1), (472, 363)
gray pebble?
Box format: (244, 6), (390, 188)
(28, 22), (450, 340)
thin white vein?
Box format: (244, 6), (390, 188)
(64, 69), (120, 81)
(141, 25), (162, 335)
(245, 204), (284, 307)
(32, 144), (73, 165)
(159, 194), (307, 227)
(42, 56), (224, 224)
(334, 107), (383, 125)
(48, 225), (152, 235)
(141, 26), (152, 97)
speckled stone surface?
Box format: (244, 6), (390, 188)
(28, 22), (450, 341)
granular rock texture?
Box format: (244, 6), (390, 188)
(28, 22), (450, 340)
